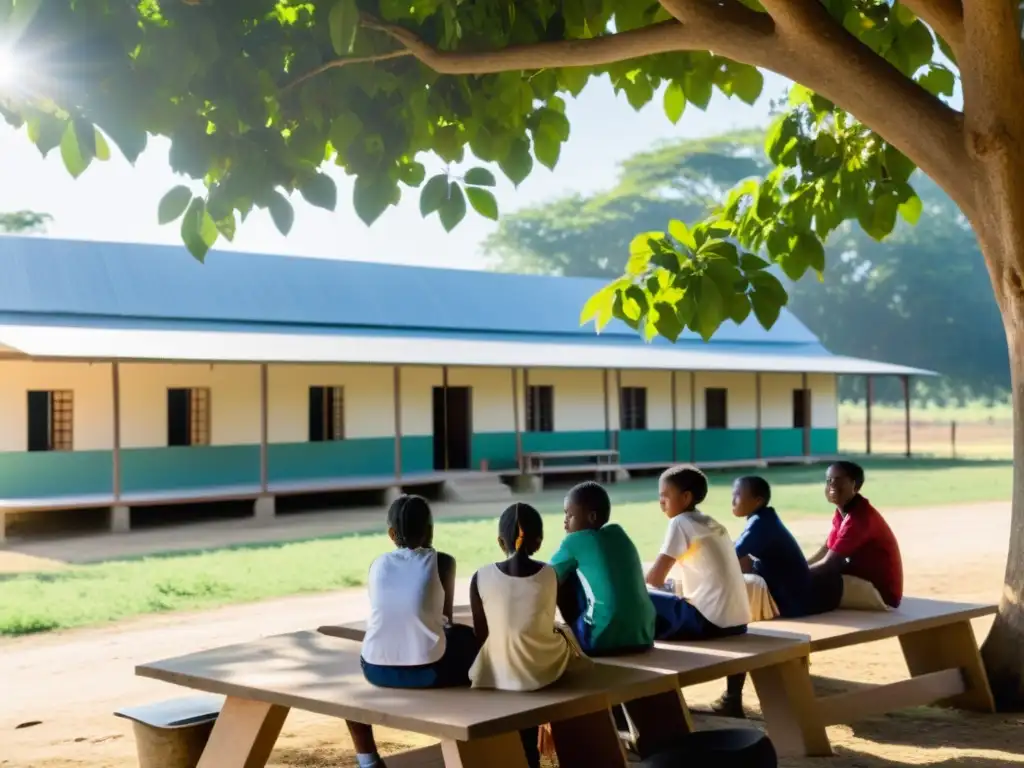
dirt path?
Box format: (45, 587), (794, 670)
(2, 502), (1020, 767)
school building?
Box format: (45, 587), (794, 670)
(0, 237), (927, 540)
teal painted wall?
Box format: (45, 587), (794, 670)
(811, 428), (839, 455)
(761, 429), (804, 458)
(0, 450), (114, 499)
(401, 436), (435, 475)
(522, 430), (608, 454)
(268, 438), (396, 482)
(694, 429), (758, 463)
(122, 445), (261, 492)
(619, 430), (675, 465)
(472, 433), (518, 471)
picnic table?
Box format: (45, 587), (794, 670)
(136, 630), (687, 767)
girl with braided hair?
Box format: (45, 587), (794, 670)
(347, 494), (479, 768)
(468, 502), (589, 768)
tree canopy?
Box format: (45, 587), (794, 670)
(0, 209), (50, 233)
(486, 132), (1008, 403)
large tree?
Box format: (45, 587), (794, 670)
(485, 135), (1009, 404)
(3, 0), (1024, 703)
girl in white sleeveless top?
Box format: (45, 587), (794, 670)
(347, 495), (479, 768)
(469, 503), (588, 768)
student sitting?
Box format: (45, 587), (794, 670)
(550, 481), (656, 656)
(712, 476), (811, 718)
(807, 460), (904, 613)
(644, 465), (751, 641)
(469, 502), (590, 768)
(349, 495), (479, 768)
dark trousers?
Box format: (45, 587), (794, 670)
(649, 590), (747, 641)
(556, 570), (653, 656)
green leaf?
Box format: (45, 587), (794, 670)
(466, 186), (499, 220)
(438, 182), (467, 232)
(94, 130), (111, 161)
(883, 144), (916, 184)
(354, 175), (398, 226)
(180, 198), (213, 262)
(750, 285), (783, 329)
(158, 186), (193, 225)
(695, 275), (725, 341)
(653, 301), (683, 342)
(917, 65), (955, 97)
(215, 213), (237, 242)
(663, 83), (686, 125)
(329, 0), (359, 55)
(899, 193), (923, 225)
(533, 130), (561, 170)
(674, 288), (697, 329)
(464, 167), (496, 187)
(740, 253), (770, 272)
(59, 122), (90, 178)
(500, 139), (533, 186)
(266, 191), (294, 236)
(72, 118), (97, 163)
(730, 65), (764, 106)
(420, 174), (450, 216)
(794, 231), (826, 275)
(398, 161), (426, 187)
(668, 219), (696, 251)
(300, 173), (338, 211)
(29, 114), (66, 157)
(728, 293), (752, 325)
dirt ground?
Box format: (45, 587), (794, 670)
(2, 501), (1021, 767)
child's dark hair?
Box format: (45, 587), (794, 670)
(567, 481), (611, 525)
(387, 494), (433, 548)
(738, 475), (771, 505)
(661, 464), (708, 507)
(830, 460), (866, 490)
(499, 502), (543, 556)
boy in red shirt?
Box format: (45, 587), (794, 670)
(807, 461), (903, 612)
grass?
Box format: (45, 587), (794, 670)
(0, 458), (1013, 638)
(838, 400), (1013, 423)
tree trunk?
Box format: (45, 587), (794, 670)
(980, 284), (1024, 709)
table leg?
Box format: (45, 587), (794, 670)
(550, 707), (628, 767)
(196, 696), (288, 768)
(899, 620), (996, 712)
(441, 731), (529, 768)
(622, 688), (692, 759)
(750, 657), (832, 758)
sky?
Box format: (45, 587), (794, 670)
(0, 73), (786, 271)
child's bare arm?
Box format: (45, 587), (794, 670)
(645, 554), (675, 588)
(436, 552), (456, 622)
(807, 544), (829, 565)
(469, 572), (489, 643)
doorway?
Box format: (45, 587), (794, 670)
(433, 386), (472, 471)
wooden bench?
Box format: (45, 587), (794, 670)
(753, 597), (997, 724)
(113, 695), (223, 768)
(136, 630), (689, 768)
(320, 613), (826, 759)
(520, 449), (624, 488)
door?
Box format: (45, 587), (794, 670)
(432, 386), (472, 471)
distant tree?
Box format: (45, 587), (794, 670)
(486, 136), (1007, 405)
(0, 211), (51, 234)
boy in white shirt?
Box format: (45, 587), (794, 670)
(644, 465), (751, 640)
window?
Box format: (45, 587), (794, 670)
(525, 385), (554, 433)
(705, 388), (728, 429)
(27, 390), (73, 451)
(309, 386), (345, 441)
(620, 387), (647, 431)
(793, 388), (811, 429)
(168, 388), (211, 447)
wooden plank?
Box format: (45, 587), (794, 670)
(899, 620), (996, 712)
(525, 463), (625, 476)
(750, 657), (831, 758)
(196, 697), (288, 768)
(521, 449), (620, 459)
(816, 668), (966, 725)
(758, 598), (996, 652)
(549, 708), (628, 768)
(621, 689), (692, 759)
(387, 745), (444, 768)
(441, 732), (530, 768)
(137, 631), (680, 744)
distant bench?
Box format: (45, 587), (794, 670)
(520, 449), (624, 488)
(751, 596), (996, 724)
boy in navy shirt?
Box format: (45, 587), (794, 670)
(712, 475), (810, 718)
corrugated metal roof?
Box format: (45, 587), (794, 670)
(0, 322), (932, 375)
(0, 235), (820, 345)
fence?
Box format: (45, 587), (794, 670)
(839, 416), (1012, 459)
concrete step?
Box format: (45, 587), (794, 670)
(442, 475), (514, 503)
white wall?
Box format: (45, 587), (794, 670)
(619, 370), (673, 430)
(448, 367), (516, 433)
(808, 373), (838, 428)
(693, 372), (757, 429)
(525, 368), (607, 432)
(761, 373), (803, 428)
(0, 361), (113, 451)
(268, 364), (397, 442)
(119, 363), (260, 448)
(399, 366), (443, 437)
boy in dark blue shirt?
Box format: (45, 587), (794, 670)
(712, 475), (811, 718)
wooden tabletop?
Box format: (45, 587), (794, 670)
(522, 449), (619, 459)
(760, 597), (997, 652)
(320, 613), (811, 686)
(136, 631), (679, 742)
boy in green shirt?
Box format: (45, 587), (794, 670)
(550, 481), (656, 656)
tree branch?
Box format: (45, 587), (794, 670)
(287, 50), (413, 90)
(900, 0), (964, 58)
(757, 0), (974, 216)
